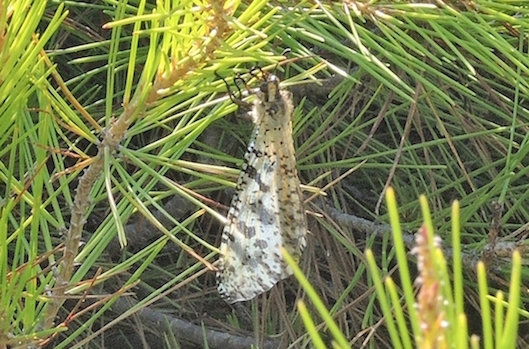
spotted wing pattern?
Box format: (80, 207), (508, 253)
(216, 75), (307, 303)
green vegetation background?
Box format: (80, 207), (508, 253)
(0, 1), (528, 348)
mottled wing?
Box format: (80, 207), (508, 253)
(217, 82), (307, 303)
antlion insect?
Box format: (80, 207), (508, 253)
(216, 71), (307, 303)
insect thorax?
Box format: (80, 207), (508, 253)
(254, 89), (294, 128)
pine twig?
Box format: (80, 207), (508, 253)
(38, 0), (233, 335)
(325, 204), (528, 275)
(109, 296), (280, 349)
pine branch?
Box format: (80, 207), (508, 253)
(38, 0), (234, 335)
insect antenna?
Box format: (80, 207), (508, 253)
(248, 66), (266, 81)
(274, 48), (291, 75)
(214, 70), (252, 108)
(233, 73), (250, 97)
